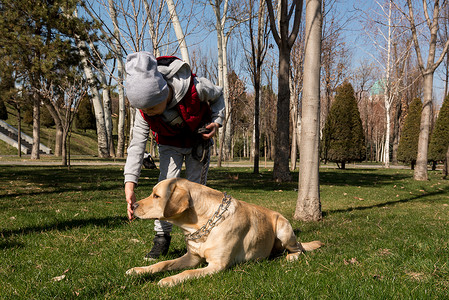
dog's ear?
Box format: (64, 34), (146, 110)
(163, 183), (190, 218)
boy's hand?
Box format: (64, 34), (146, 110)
(201, 122), (219, 140)
(125, 182), (136, 220)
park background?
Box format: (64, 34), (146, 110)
(1, 0), (449, 298)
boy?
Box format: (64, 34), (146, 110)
(124, 52), (225, 260)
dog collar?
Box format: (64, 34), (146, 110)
(185, 193), (232, 242)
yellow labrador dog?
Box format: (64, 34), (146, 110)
(126, 178), (323, 287)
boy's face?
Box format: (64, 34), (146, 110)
(141, 98), (168, 116)
(141, 86), (172, 116)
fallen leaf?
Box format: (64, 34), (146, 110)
(406, 271), (425, 281)
(52, 275), (66, 282)
(344, 257), (359, 265)
(130, 239), (141, 243)
(378, 249), (392, 256)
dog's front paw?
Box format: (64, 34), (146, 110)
(286, 252), (301, 262)
(126, 267), (148, 275)
(158, 276), (178, 287)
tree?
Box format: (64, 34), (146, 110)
(401, 0), (449, 180)
(0, 0), (95, 159)
(39, 73), (88, 166)
(76, 96), (96, 131)
(294, 0), (322, 222)
(321, 0), (350, 132)
(266, 0), (303, 182)
(429, 95), (449, 174)
(359, 0), (412, 168)
(0, 61), (26, 157)
(397, 97), (422, 169)
(321, 82), (366, 169)
(208, 0), (249, 165)
(0, 99), (7, 120)
(241, 0), (269, 173)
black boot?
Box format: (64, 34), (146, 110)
(144, 234), (171, 261)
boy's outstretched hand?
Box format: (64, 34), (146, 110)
(125, 182), (136, 220)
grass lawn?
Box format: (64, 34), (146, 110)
(1, 166), (448, 299)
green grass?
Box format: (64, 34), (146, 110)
(1, 166), (448, 299)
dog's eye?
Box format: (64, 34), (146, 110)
(153, 194), (160, 199)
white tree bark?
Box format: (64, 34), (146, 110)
(295, 0), (322, 221)
(210, 0), (230, 162)
(77, 39), (110, 158)
(108, 0), (126, 157)
(73, 9), (109, 158)
(165, 0), (190, 64)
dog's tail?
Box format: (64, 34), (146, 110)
(300, 240), (324, 252)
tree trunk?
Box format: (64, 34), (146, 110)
(43, 101), (63, 156)
(253, 85), (260, 174)
(384, 99), (391, 168)
(55, 125), (63, 156)
(61, 129), (68, 166)
(212, 1), (226, 165)
(165, 0), (190, 65)
(392, 98), (402, 164)
(444, 144), (449, 178)
(273, 45), (292, 181)
(290, 78), (298, 171)
(222, 36), (232, 160)
(31, 95), (40, 160)
(294, 0), (322, 222)
(414, 73), (433, 180)
(107, 0), (125, 158)
(76, 38), (109, 158)
(17, 108), (22, 158)
(116, 78), (126, 158)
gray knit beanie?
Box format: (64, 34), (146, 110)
(125, 52), (169, 109)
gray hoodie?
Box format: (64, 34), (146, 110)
(124, 59), (225, 184)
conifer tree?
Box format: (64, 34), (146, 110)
(397, 98), (423, 169)
(429, 95), (449, 166)
(321, 82), (366, 169)
(76, 96), (96, 132)
(0, 0), (94, 159)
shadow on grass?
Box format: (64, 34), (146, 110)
(0, 166), (159, 201)
(207, 168), (411, 192)
(323, 187), (449, 217)
(0, 215), (129, 241)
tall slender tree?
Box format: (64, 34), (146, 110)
(242, 0), (269, 174)
(266, 0), (303, 182)
(294, 0), (322, 222)
(402, 0), (449, 180)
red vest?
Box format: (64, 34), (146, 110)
(140, 56), (211, 148)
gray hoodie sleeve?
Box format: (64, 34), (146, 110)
(194, 77), (225, 126)
(124, 110), (150, 184)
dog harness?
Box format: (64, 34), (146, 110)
(185, 193), (232, 242)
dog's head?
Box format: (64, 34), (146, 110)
(133, 178), (191, 220)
